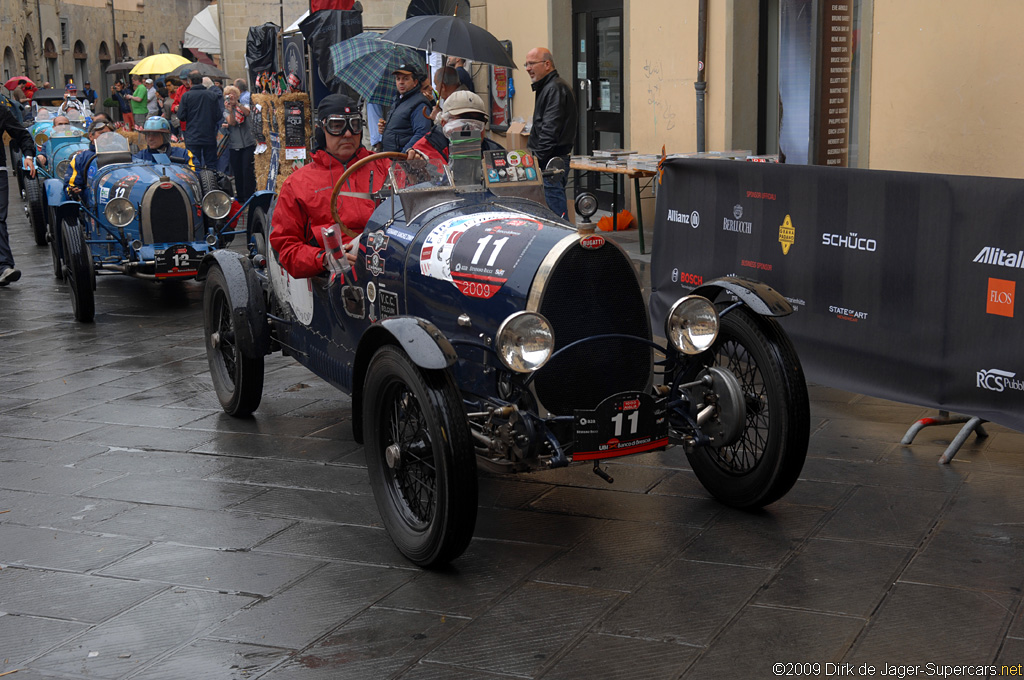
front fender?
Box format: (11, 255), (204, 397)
(246, 191), (276, 237)
(198, 250), (269, 359)
(350, 317), (458, 444)
(692, 276), (794, 317)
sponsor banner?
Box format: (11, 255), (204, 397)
(650, 159), (1024, 431)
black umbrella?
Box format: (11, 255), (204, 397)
(380, 16), (515, 69)
(105, 60), (139, 74)
(170, 61), (230, 79)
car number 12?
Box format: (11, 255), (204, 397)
(171, 253), (190, 268)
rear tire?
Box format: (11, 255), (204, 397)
(10, 146), (25, 198)
(686, 306), (809, 508)
(250, 207), (268, 258)
(203, 265), (264, 416)
(24, 177), (47, 246)
(364, 345), (477, 567)
(61, 219), (95, 322)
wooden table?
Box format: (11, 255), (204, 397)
(570, 159), (657, 254)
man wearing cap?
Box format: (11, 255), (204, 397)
(408, 90), (503, 164)
(524, 47), (577, 218)
(379, 62), (431, 153)
(0, 96), (36, 286)
(269, 94), (392, 279)
(81, 82), (98, 108)
(58, 83), (90, 117)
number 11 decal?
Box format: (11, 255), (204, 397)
(610, 410), (639, 437)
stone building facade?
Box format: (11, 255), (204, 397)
(1, 0), (208, 97)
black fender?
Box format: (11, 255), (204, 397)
(351, 317), (458, 444)
(197, 250), (270, 359)
(246, 191), (276, 240)
(692, 276), (794, 317)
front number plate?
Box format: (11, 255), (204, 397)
(156, 244), (200, 278)
(573, 391), (668, 460)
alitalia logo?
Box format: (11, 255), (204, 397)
(973, 247), (1024, 269)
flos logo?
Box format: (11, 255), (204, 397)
(667, 209), (700, 228)
(977, 368), (1024, 393)
(723, 204), (752, 234)
(974, 247), (1024, 270)
(822, 232), (878, 252)
(987, 278), (1015, 318)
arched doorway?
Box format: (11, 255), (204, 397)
(137, 42), (146, 59)
(44, 38), (59, 86)
(159, 43), (169, 54)
(74, 40), (88, 87)
(120, 42), (130, 62)
(99, 42), (112, 115)
(3, 47), (16, 83)
(23, 35), (36, 81)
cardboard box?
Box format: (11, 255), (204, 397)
(503, 121), (529, 153)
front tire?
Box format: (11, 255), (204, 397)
(686, 306), (809, 508)
(48, 207), (64, 279)
(203, 265), (264, 416)
(364, 345), (477, 567)
(61, 219), (95, 322)
(24, 177), (47, 246)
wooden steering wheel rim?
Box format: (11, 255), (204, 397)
(329, 151), (408, 238)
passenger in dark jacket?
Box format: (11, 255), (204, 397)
(176, 71), (223, 169)
(379, 62), (432, 153)
(525, 47), (577, 218)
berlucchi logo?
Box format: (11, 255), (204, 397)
(779, 215), (795, 255)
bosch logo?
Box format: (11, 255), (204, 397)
(675, 270), (703, 286)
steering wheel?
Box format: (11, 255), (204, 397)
(330, 151), (407, 238)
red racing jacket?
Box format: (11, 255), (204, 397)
(269, 147), (391, 279)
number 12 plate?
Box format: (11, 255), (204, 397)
(155, 244), (200, 278)
(573, 391), (668, 460)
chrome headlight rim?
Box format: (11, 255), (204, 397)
(55, 160), (70, 179)
(666, 295), (720, 355)
(104, 197), (136, 228)
(201, 189), (232, 220)
(495, 310), (555, 374)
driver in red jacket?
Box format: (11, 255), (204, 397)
(269, 94), (391, 278)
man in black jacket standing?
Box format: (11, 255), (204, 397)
(0, 103), (36, 285)
(177, 71), (222, 169)
(525, 47), (576, 218)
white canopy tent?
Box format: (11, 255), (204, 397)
(184, 5), (220, 54)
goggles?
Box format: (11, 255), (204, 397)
(321, 114), (363, 136)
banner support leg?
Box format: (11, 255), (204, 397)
(901, 411), (988, 464)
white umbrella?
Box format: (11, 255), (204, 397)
(184, 5), (220, 55)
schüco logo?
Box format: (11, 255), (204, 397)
(667, 209), (700, 228)
(821, 232), (878, 252)
(987, 278), (1015, 317)
(977, 368), (1024, 393)
(671, 269), (703, 286)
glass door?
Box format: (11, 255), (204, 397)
(573, 0), (624, 210)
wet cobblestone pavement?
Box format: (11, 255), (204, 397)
(2, 190), (1024, 679)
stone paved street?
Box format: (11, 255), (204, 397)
(2, 188), (1024, 679)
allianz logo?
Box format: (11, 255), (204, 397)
(667, 209), (700, 228)
(977, 368), (1024, 393)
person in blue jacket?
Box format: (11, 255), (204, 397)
(378, 62), (432, 153)
(134, 116), (195, 169)
(65, 117), (115, 202)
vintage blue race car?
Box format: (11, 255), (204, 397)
(45, 131), (273, 322)
(19, 109), (91, 246)
(200, 148), (810, 568)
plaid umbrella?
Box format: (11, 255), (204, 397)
(327, 33), (425, 108)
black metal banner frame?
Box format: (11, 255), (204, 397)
(649, 159), (1024, 432)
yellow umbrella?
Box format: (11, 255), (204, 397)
(130, 54), (192, 76)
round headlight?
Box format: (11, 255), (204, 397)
(104, 197), (136, 228)
(55, 160), (70, 179)
(201, 190), (232, 220)
(34, 131), (49, 146)
(666, 295), (719, 355)
(495, 311), (555, 373)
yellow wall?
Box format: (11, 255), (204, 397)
(482, 0), (550, 132)
(868, 0), (1024, 178)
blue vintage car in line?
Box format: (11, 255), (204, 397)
(45, 132), (273, 322)
(200, 148), (810, 568)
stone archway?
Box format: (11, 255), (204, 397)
(23, 35), (36, 80)
(3, 47), (16, 83)
(43, 38), (59, 86)
(74, 40), (88, 87)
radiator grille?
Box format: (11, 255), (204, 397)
(143, 184), (192, 244)
(532, 242), (652, 415)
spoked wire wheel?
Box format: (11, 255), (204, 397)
(686, 305), (809, 508)
(364, 345), (477, 567)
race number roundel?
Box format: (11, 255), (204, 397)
(420, 212), (544, 299)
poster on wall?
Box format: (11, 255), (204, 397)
(489, 40), (513, 132)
